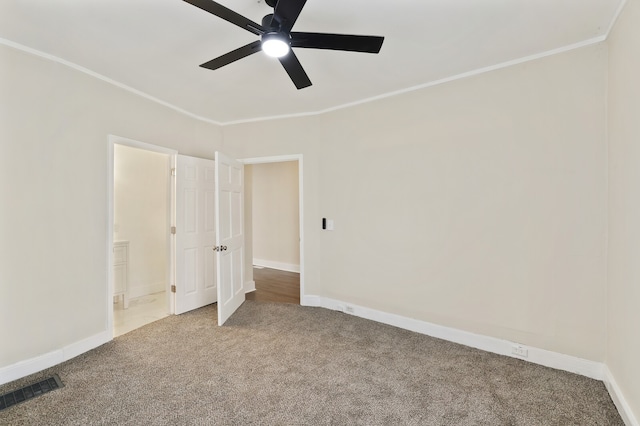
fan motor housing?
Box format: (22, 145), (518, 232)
(261, 13), (278, 31)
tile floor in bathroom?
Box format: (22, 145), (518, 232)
(113, 292), (169, 337)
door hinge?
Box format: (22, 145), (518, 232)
(171, 167), (176, 176)
(171, 226), (176, 235)
(171, 285), (176, 293)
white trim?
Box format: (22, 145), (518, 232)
(62, 331), (111, 362)
(222, 37), (607, 126)
(605, 0), (629, 38)
(240, 155), (305, 304)
(245, 280), (256, 293)
(604, 366), (640, 426)
(0, 351), (62, 386)
(0, 38), (223, 127)
(0, 331), (110, 386)
(107, 139), (115, 337)
(169, 153), (177, 316)
(1, 35), (606, 127)
(253, 259), (300, 273)
(307, 295), (604, 380)
(301, 295), (322, 307)
(108, 135), (178, 156)
(239, 155), (301, 164)
(298, 157), (304, 306)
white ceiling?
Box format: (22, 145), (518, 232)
(0, 0), (624, 124)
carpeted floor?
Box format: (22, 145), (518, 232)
(0, 301), (623, 425)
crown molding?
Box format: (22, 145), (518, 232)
(1, 34), (606, 127)
(0, 37), (223, 127)
(605, 0), (629, 38)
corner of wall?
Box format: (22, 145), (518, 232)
(604, 366), (640, 426)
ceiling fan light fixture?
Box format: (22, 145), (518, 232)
(185, 0), (384, 89)
(261, 32), (290, 58)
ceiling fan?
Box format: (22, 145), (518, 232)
(183, 0), (385, 89)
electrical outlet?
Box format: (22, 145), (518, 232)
(345, 305), (355, 314)
(511, 345), (528, 358)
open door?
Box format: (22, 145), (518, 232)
(175, 155), (217, 314)
(215, 151), (245, 325)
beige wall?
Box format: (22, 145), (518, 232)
(226, 44), (608, 362)
(250, 162), (300, 269)
(0, 43), (223, 368)
(114, 144), (169, 298)
(607, 0), (640, 421)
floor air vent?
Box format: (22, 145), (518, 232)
(0, 375), (64, 411)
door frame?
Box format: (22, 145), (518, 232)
(239, 154), (305, 302)
(107, 135), (177, 338)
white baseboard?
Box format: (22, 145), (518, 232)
(127, 281), (165, 299)
(245, 280), (256, 293)
(304, 295), (604, 380)
(0, 330), (110, 386)
(604, 365), (639, 426)
(0, 351), (63, 387)
(301, 295), (322, 307)
(253, 258), (300, 273)
(3, 297), (633, 426)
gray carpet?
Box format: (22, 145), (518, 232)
(0, 301), (623, 425)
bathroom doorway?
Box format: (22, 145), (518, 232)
(110, 138), (174, 336)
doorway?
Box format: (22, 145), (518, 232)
(241, 155), (304, 304)
(107, 136), (176, 337)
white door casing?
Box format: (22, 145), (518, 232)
(239, 154), (304, 304)
(215, 151), (245, 325)
(175, 155), (217, 314)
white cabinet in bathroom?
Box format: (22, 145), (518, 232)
(113, 241), (129, 309)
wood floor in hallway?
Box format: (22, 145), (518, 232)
(246, 267), (300, 304)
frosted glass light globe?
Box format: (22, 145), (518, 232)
(262, 34), (290, 58)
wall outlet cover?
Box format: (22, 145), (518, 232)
(511, 345), (529, 358)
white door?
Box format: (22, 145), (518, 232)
(175, 155), (217, 314)
(215, 151), (245, 325)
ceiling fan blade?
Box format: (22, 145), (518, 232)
(183, 0), (264, 35)
(278, 50), (312, 89)
(291, 32), (384, 53)
(272, 0), (307, 33)
(200, 41), (262, 70)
